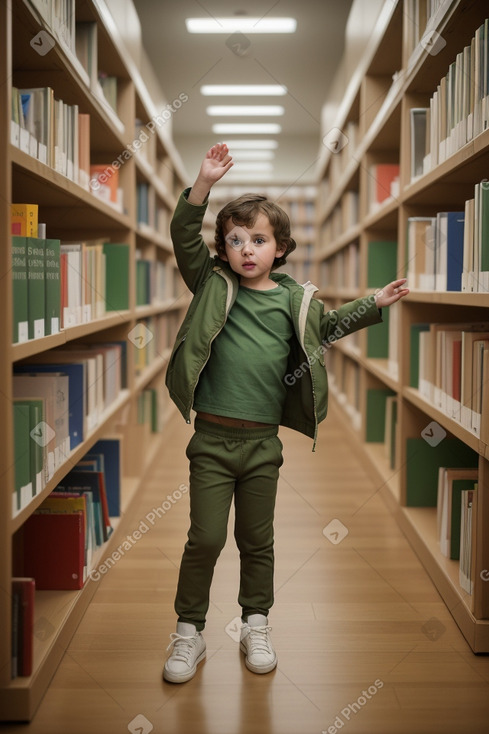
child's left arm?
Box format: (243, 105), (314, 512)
(374, 277), (410, 308)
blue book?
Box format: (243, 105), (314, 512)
(86, 438), (121, 517)
(436, 211), (465, 291)
(14, 362), (85, 448)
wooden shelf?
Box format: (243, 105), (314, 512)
(317, 0), (489, 654)
(12, 312), (132, 362)
(1, 0), (188, 720)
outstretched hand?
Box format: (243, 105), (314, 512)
(374, 278), (410, 308)
(187, 143), (233, 204)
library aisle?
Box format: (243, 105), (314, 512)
(3, 403), (489, 734)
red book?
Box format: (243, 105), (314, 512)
(22, 512), (85, 590)
(375, 163), (400, 204)
(12, 577), (35, 676)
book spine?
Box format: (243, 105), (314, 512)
(26, 237), (46, 339)
(11, 236), (29, 344)
(44, 239), (61, 335)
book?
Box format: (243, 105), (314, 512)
(368, 163), (400, 211)
(26, 237), (45, 339)
(13, 398), (44, 502)
(437, 467), (478, 558)
(11, 204), (38, 237)
(405, 217), (433, 290)
(409, 323), (430, 388)
(22, 511), (85, 590)
(11, 578), (35, 677)
(90, 164), (119, 205)
(410, 108), (428, 179)
(86, 438), (122, 517)
(12, 403), (31, 515)
(384, 395), (397, 469)
(56, 469), (112, 544)
(44, 238), (61, 335)
(367, 307), (390, 359)
(434, 211), (465, 291)
(15, 361), (84, 449)
(367, 241), (397, 288)
(11, 236), (29, 343)
(366, 388), (395, 443)
(103, 243), (130, 311)
(13, 372), (70, 478)
(459, 485), (477, 594)
(405, 437), (478, 506)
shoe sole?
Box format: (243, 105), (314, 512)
(240, 642), (277, 674)
(162, 650), (206, 683)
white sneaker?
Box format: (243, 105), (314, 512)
(240, 614), (277, 674)
(163, 622), (206, 683)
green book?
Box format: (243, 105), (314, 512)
(480, 180), (489, 277)
(44, 238), (61, 335)
(366, 388), (395, 442)
(450, 478), (478, 560)
(406, 437), (478, 506)
(410, 323), (430, 387)
(367, 240), (397, 288)
(26, 236), (45, 339)
(103, 243), (129, 311)
(150, 388), (159, 432)
(367, 307), (390, 358)
(15, 399), (44, 498)
(11, 236), (28, 343)
(136, 259), (150, 306)
(388, 397), (397, 469)
(13, 402), (31, 514)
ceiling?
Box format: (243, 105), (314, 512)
(132, 0), (354, 187)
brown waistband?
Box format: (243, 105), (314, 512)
(195, 412), (274, 429)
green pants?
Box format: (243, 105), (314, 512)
(175, 418), (283, 631)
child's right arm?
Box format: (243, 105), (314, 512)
(187, 143), (233, 204)
(170, 144), (233, 294)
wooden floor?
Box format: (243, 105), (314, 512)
(4, 404), (489, 734)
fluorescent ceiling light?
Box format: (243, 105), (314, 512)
(201, 85), (287, 96)
(231, 150), (275, 160)
(207, 105), (284, 116)
(213, 123), (281, 134)
(224, 173), (274, 182)
(186, 18), (297, 34)
(226, 140), (279, 149)
(234, 162), (273, 171)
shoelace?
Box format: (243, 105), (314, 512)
(245, 625), (273, 655)
(166, 632), (198, 665)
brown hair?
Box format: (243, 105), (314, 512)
(214, 194), (296, 270)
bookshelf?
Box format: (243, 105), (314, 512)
(1, 0), (187, 720)
(317, 0), (489, 653)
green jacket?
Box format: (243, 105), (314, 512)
(166, 189), (383, 448)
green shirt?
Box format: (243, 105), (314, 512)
(193, 284), (294, 423)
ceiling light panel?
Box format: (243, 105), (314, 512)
(207, 105), (284, 116)
(213, 124), (281, 134)
(186, 18), (297, 33)
(201, 85), (287, 96)
(225, 140), (279, 149)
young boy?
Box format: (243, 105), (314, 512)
(163, 143), (408, 683)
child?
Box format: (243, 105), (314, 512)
(163, 143), (409, 683)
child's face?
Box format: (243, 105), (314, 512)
(221, 214), (286, 289)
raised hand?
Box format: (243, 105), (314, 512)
(187, 144), (234, 204)
(199, 143), (234, 185)
(374, 278), (410, 308)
